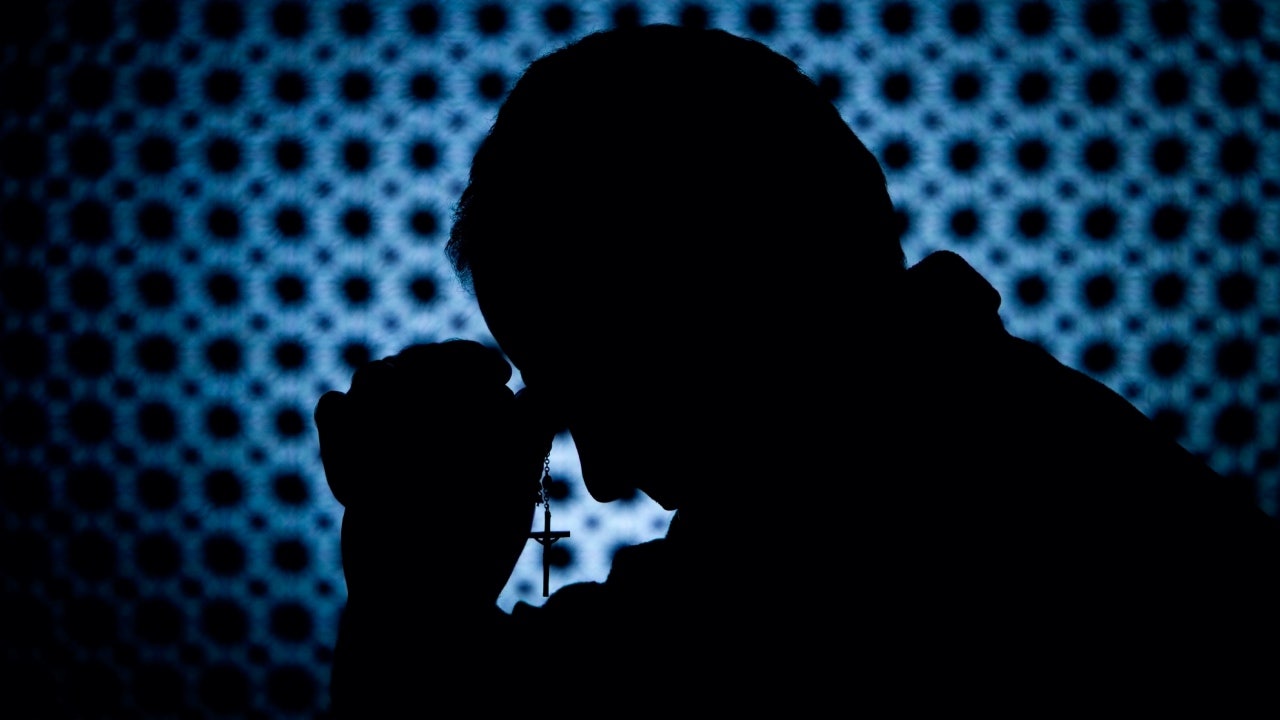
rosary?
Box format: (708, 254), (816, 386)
(527, 454), (569, 597)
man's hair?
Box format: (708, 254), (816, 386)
(447, 24), (903, 303)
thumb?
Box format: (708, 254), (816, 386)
(315, 390), (355, 507)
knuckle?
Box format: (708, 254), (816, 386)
(314, 390), (347, 426)
(388, 340), (512, 389)
(349, 358), (397, 395)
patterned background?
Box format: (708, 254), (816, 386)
(2, 0), (1277, 716)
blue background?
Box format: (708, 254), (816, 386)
(2, 0), (1277, 716)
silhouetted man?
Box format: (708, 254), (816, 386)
(315, 24), (1280, 713)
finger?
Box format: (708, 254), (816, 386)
(348, 358), (399, 397)
(315, 390), (355, 506)
(314, 389), (346, 429)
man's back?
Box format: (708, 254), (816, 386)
(475, 251), (1280, 705)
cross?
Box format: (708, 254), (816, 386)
(528, 506), (570, 597)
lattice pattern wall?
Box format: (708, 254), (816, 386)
(2, 1), (1277, 716)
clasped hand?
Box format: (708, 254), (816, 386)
(314, 339), (553, 606)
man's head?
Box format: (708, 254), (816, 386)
(447, 24), (903, 506)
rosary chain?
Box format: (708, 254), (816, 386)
(538, 454), (551, 507)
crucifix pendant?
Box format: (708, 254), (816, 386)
(528, 471), (570, 597)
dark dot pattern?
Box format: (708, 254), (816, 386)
(1, 1), (1277, 716)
